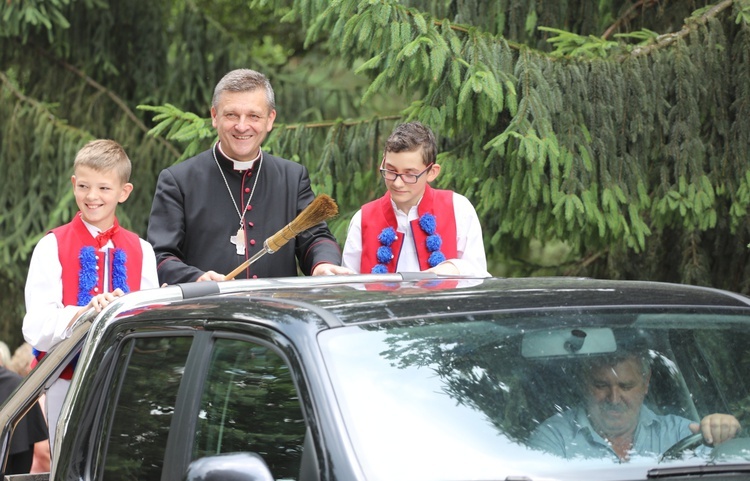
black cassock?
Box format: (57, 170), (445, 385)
(147, 147), (342, 285)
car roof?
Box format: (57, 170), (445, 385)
(106, 275), (750, 333)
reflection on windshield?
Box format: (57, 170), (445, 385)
(319, 313), (750, 481)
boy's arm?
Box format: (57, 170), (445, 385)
(450, 193), (490, 277)
(22, 234), (80, 352)
(341, 210), (364, 273)
(139, 239), (160, 289)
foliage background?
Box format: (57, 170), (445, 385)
(1, 0), (750, 350)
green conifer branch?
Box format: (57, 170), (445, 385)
(628, 0), (735, 58)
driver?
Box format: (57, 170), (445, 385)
(528, 349), (740, 461)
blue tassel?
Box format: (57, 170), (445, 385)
(377, 245), (394, 264)
(372, 213), (446, 271)
(112, 249), (129, 293)
(372, 264), (389, 274)
(419, 213), (437, 235)
(78, 247), (98, 306)
(428, 251), (446, 267)
(420, 213), (445, 267)
(426, 233), (442, 252)
(378, 227), (397, 246)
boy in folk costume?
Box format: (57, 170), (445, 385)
(22, 140), (158, 450)
(342, 122), (490, 276)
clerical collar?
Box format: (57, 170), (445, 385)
(216, 142), (260, 171)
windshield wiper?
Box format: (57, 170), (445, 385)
(648, 463), (750, 478)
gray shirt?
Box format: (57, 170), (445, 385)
(528, 405), (695, 460)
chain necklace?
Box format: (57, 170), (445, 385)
(212, 142), (263, 255)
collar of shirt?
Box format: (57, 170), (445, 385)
(81, 217), (114, 250)
(390, 197), (423, 272)
(390, 196), (424, 227)
(572, 404), (662, 448)
(217, 142), (260, 171)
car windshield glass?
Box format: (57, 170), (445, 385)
(319, 308), (750, 481)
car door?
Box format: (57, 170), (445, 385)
(68, 329), (309, 481)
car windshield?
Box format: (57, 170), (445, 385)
(318, 308), (750, 481)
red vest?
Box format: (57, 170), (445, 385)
(360, 185), (457, 273)
(34, 214), (144, 379)
(53, 214), (143, 305)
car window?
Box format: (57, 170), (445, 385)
(674, 327), (750, 423)
(102, 336), (193, 481)
(92, 334), (306, 481)
(192, 338), (306, 480)
(319, 312), (750, 481)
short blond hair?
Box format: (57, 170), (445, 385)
(9, 342), (34, 376)
(74, 139), (132, 184)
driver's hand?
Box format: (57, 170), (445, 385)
(689, 414), (741, 445)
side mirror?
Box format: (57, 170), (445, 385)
(184, 452), (274, 481)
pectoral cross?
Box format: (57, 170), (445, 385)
(230, 226), (246, 255)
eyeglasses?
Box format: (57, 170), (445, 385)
(379, 163), (434, 184)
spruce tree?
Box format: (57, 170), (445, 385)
(1, 0), (749, 348)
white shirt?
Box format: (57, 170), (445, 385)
(23, 222), (159, 352)
(342, 192), (490, 277)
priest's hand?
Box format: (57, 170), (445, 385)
(313, 263), (355, 276)
(197, 270), (226, 282)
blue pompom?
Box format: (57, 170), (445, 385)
(376, 245), (393, 264)
(371, 264), (389, 274)
(425, 234), (442, 252)
(378, 227), (397, 246)
(418, 213), (437, 235)
(428, 251), (446, 267)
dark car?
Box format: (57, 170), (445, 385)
(3, 274), (750, 481)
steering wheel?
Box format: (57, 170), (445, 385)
(659, 432), (705, 462)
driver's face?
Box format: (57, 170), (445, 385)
(584, 357), (650, 440)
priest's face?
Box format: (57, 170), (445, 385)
(211, 89), (276, 161)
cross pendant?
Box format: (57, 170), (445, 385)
(230, 227), (246, 255)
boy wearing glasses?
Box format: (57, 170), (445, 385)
(341, 122), (489, 276)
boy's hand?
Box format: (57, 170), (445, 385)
(88, 288), (126, 312)
(69, 288), (126, 328)
(426, 261), (460, 275)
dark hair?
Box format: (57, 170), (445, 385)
(573, 329), (654, 393)
(212, 69), (275, 112)
(384, 121), (437, 166)
(578, 350), (652, 381)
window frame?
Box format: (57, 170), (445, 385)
(65, 323), (311, 481)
